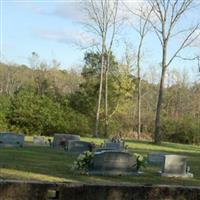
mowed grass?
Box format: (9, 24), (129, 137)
(0, 136), (200, 186)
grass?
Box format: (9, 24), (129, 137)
(0, 136), (200, 186)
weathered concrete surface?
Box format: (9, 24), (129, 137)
(0, 180), (199, 200)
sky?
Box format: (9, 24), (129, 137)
(1, 0), (200, 82)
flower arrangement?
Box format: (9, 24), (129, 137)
(73, 151), (94, 172)
(134, 153), (146, 171)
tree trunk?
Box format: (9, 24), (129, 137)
(94, 44), (105, 137)
(104, 52), (110, 137)
(136, 40), (143, 140)
(137, 74), (141, 140)
(154, 43), (167, 144)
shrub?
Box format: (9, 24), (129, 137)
(161, 116), (200, 144)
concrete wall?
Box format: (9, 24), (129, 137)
(0, 180), (199, 200)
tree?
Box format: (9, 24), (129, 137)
(124, 3), (152, 140)
(83, 0), (119, 137)
(147, 0), (200, 143)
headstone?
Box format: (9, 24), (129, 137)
(148, 152), (166, 165)
(161, 155), (193, 178)
(0, 132), (24, 147)
(52, 134), (80, 148)
(89, 151), (137, 175)
(33, 136), (47, 145)
(104, 142), (122, 149)
(66, 140), (93, 154)
(97, 139), (126, 152)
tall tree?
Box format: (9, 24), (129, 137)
(124, 3), (152, 140)
(83, 0), (119, 137)
(147, 0), (200, 143)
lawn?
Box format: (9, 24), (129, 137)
(0, 136), (200, 186)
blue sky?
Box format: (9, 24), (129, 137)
(1, 0), (200, 81)
(2, 0), (86, 68)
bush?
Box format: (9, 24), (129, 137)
(161, 116), (200, 144)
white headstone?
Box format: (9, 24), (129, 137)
(161, 155), (193, 178)
(33, 136), (47, 145)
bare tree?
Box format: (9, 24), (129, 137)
(83, 0), (119, 137)
(124, 2), (152, 140)
(146, 0), (200, 143)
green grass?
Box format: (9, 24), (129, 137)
(0, 136), (199, 186)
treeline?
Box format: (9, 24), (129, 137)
(0, 52), (199, 144)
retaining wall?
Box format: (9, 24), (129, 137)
(0, 180), (199, 200)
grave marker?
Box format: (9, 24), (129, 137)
(89, 151), (137, 175)
(161, 154), (193, 178)
(148, 152), (166, 165)
(0, 132), (24, 147)
(33, 136), (47, 145)
(66, 140), (93, 154)
(52, 134), (80, 148)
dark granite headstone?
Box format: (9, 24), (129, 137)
(52, 134), (80, 148)
(97, 139), (126, 152)
(66, 140), (92, 154)
(148, 152), (166, 165)
(89, 151), (137, 175)
(0, 132), (24, 147)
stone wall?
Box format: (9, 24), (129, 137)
(0, 180), (199, 200)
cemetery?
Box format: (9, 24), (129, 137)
(1, 0), (200, 199)
(0, 135), (199, 199)
(0, 135), (199, 185)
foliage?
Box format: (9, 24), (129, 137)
(0, 58), (200, 144)
(161, 116), (200, 144)
(73, 151), (94, 172)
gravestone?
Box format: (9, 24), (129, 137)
(89, 151), (137, 175)
(148, 152), (166, 165)
(52, 134), (80, 148)
(0, 132), (24, 147)
(66, 140), (93, 154)
(161, 154), (193, 178)
(33, 136), (47, 145)
(96, 139), (126, 152)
